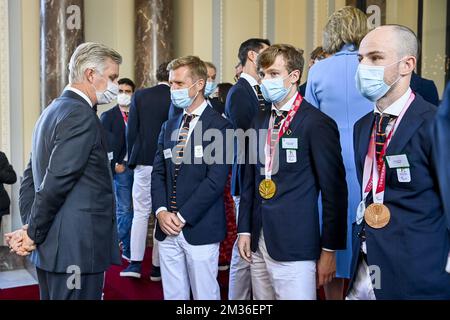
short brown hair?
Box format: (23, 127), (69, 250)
(204, 61), (216, 71)
(167, 56), (208, 83)
(323, 6), (368, 54)
(257, 44), (305, 85)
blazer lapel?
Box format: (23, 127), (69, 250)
(240, 78), (259, 106)
(168, 113), (184, 181)
(386, 97), (425, 156)
(358, 113), (375, 173)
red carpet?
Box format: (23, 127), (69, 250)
(0, 247), (230, 300)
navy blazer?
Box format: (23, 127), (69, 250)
(127, 84), (171, 168)
(433, 83), (450, 231)
(351, 93), (450, 299)
(411, 72), (440, 106)
(100, 105), (127, 169)
(238, 99), (348, 261)
(225, 77), (271, 196)
(151, 105), (232, 245)
(19, 90), (120, 273)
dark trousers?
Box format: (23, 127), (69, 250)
(36, 267), (104, 300)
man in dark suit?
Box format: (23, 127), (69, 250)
(237, 44), (348, 300)
(225, 38), (271, 300)
(100, 78), (136, 262)
(432, 83), (450, 275)
(6, 43), (122, 300)
(121, 62), (171, 280)
(411, 71), (440, 106)
(151, 56), (231, 300)
(349, 25), (450, 300)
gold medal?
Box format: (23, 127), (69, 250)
(364, 203), (391, 229)
(259, 179), (277, 200)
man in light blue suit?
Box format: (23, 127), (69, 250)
(305, 6), (372, 299)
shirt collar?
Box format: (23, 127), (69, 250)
(65, 86), (94, 107)
(271, 93), (298, 114)
(240, 73), (259, 88)
(158, 82), (170, 87)
(183, 100), (209, 117)
(375, 87), (412, 117)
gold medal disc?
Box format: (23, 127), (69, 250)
(259, 179), (277, 200)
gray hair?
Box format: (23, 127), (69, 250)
(68, 42), (122, 84)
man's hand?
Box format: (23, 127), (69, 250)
(115, 164), (126, 174)
(317, 250), (336, 288)
(237, 234), (252, 263)
(156, 211), (184, 236)
(5, 225), (36, 256)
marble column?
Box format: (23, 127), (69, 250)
(40, 0), (84, 110)
(135, 0), (174, 89)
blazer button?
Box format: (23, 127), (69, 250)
(261, 200), (266, 205)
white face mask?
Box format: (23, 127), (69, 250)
(117, 93), (131, 106)
(96, 79), (119, 105)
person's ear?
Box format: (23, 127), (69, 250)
(248, 50), (258, 64)
(290, 70), (301, 84)
(402, 56), (416, 76)
(85, 68), (95, 83)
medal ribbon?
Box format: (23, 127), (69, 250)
(361, 92), (415, 205)
(264, 93), (303, 180)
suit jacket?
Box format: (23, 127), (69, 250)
(19, 90), (121, 274)
(127, 84), (171, 168)
(351, 93), (450, 299)
(238, 99), (348, 261)
(433, 83), (450, 231)
(0, 151), (17, 217)
(225, 77), (271, 196)
(100, 105), (127, 171)
(151, 105), (232, 245)
(411, 72), (440, 106)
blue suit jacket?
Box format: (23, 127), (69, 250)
(351, 94), (450, 299)
(127, 84), (171, 168)
(225, 77), (271, 196)
(411, 72), (440, 106)
(433, 83), (450, 231)
(238, 99), (348, 261)
(151, 105), (232, 245)
(100, 105), (127, 170)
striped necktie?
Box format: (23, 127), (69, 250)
(254, 85), (267, 111)
(170, 114), (196, 212)
(374, 114), (396, 163)
(270, 110), (288, 148)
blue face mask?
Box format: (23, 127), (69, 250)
(355, 61), (403, 102)
(171, 81), (200, 109)
(260, 74), (293, 104)
(204, 81), (217, 98)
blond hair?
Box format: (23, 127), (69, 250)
(167, 56), (208, 82)
(323, 6), (368, 55)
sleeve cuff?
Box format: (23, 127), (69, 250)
(155, 207), (168, 216)
(446, 254), (450, 274)
(322, 248), (335, 253)
(177, 212), (186, 224)
(238, 233), (251, 236)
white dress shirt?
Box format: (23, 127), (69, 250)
(239, 72), (260, 99)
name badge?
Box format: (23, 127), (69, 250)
(385, 154), (410, 169)
(286, 150), (297, 163)
(282, 138), (298, 150)
(163, 149), (172, 160)
(397, 168), (411, 183)
(195, 145), (204, 158)
(108, 152), (114, 161)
